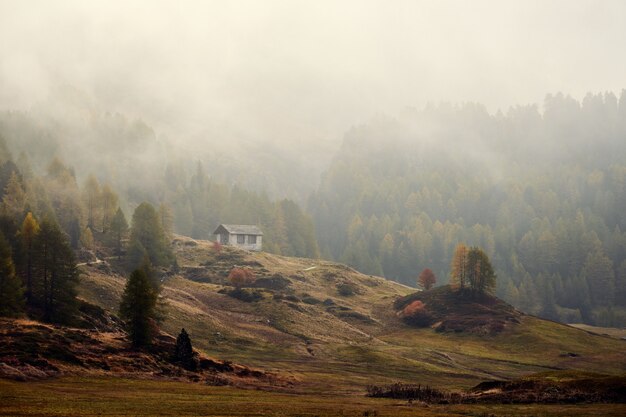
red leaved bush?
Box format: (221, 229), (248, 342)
(228, 267), (256, 289)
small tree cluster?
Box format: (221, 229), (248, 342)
(399, 300), (433, 327)
(450, 244), (496, 294)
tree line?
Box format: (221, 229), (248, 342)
(309, 91), (626, 326)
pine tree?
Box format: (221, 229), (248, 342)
(174, 328), (196, 370)
(19, 212), (39, 304)
(2, 171), (26, 220)
(129, 202), (173, 269)
(82, 174), (101, 229)
(0, 232), (24, 317)
(119, 268), (158, 348)
(110, 207), (129, 260)
(100, 184), (118, 233)
(31, 218), (79, 323)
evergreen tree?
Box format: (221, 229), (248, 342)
(119, 268), (158, 347)
(110, 207), (129, 260)
(174, 328), (196, 370)
(31, 218), (79, 323)
(129, 202), (173, 269)
(82, 174), (101, 229)
(0, 232), (24, 317)
(19, 212), (39, 304)
(2, 171), (26, 219)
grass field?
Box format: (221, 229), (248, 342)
(75, 239), (626, 394)
(1, 377), (625, 417)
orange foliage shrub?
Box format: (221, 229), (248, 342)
(228, 267), (256, 288)
(402, 300), (425, 317)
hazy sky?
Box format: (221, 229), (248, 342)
(1, 0), (625, 143)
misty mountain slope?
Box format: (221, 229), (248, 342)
(77, 236), (626, 394)
(309, 96), (626, 326)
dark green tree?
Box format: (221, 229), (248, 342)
(110, 207), (129, 260)
(119, 268), (158, 347)
(0, 232), (24, 317)
(174, 328), (196, 370)
(129, 202), (173, 269)
(31, 218), (79, 323)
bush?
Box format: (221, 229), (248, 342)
(226, 288), (263, 303)
(400, 300), (434, 327)
(337, 282), (358, 297)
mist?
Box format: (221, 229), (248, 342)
(2, 0), (626, 147)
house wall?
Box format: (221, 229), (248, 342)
(215, 233), (262, 251)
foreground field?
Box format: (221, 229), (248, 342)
(1, 377), (625, 417)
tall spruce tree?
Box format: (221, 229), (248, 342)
(129, 202), (173, 269)
(0, 232), (24, 317)
(31, 218), (79, 323)
(119, 268), (158, 347)
(174, 328), (196, 370)
(19, 212), (39, 304)
(110, 207), (128, 260)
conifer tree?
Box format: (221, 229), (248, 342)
(19, 212), (39, 304)
(466, 247), (497, 294)
(110, 207), (129, 260)
(2, 171), (26, 219)
(450, 243), (468, 289)
(119, 268), (158, 347)
(129, 202), (173, 269)
(32, 218), (79, 323)
(0, 232), (24, 317)
(174, 328), (196, 370)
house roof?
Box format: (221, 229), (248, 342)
(213, 224), (264, 236)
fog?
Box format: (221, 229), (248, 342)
(1, 0), (625, 146)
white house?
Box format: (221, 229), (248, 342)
(213, 224), (263, 251)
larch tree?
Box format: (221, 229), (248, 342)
(0, 232), (24, 317)
(119, 268), (158, 348)
(417, 268), (437, 290)
(2, 171), (26, 219)
(82, 174), (101, 229)
(19, 212), (40, 304)
(100, 184), (118, 233)
(466, 247), (497, 295)
(450, 243), (468, 289)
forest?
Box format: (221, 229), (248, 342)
(309, 91), (626, 326)
(1, 90), (625, 327)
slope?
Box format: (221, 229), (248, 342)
(77, 236), (626, 394)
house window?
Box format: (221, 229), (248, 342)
(237, 234), (245, 244)
(220, 234), (228, 244)
(248, 235), (257, 244)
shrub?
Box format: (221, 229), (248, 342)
(227, 288), (263, 303)
(337, 282), (358, 297)
(400, 300), (434, 327)
(228, 267), (256, 289)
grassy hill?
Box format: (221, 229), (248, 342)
(74, 235), (626, 394)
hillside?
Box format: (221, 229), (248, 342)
(75, 236), (626, 394)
